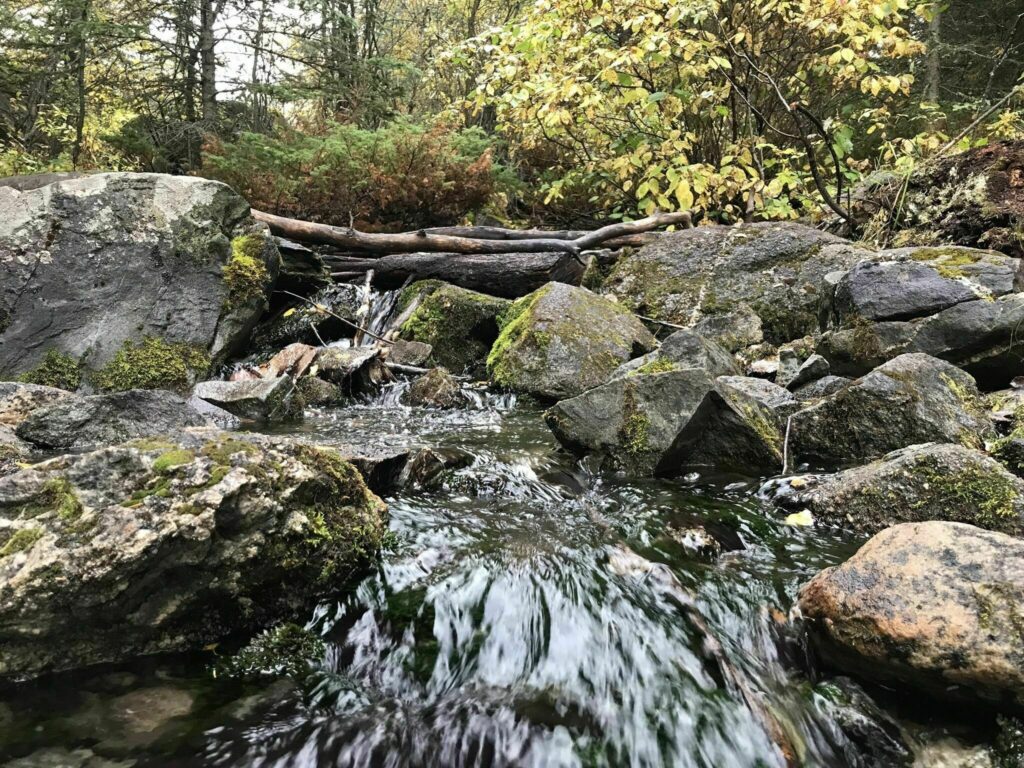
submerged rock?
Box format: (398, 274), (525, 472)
(397, 280), (509, 376)
(316, 346), (393, 395)
(16, 390), (210, 451)
(769, 443), (1024, 535)
(799, 521), (1024, 710)
(487, 282), (656, 400)
(0, 173), (279, 388)
(406, 367), (466, 409)
(789, 353), (992, 466)
(603, 222), (869, 343)
(0, 433), (386, 680)
(192, 377), (300, 422)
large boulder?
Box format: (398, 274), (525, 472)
(817, 247), (1024, 387)
(788, 353), (992, 466)
(191, 377), (299, 422)
(799, 521), (1024, 710)
(15, 390), (210, 451)
(767, 443), (1024, 535)
(0, 382), (72, 427)
(396, 280), (509, 376)
(849, 140), (1024, 257)
(0, 173), (279, 390)
(603, 222), (870, 344)
(487, 282), (656, 400)
(0, 433), (386, 680)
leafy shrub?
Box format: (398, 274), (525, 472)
(201, 120), (513, 231)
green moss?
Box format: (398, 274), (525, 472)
(93, 336), (210, 392)
(909, 247), (982, 265)
(217, 623), (325, 680)
(619, 384), (650, 458)
(735, 400), (783, 457)
(17, 350), (82, 391)
(152, 449), (195, 473)
(487, 285), (554, 386)
(223, 233), (271, 311)
(0, 527), (43, 558)
(912, 458), (1019, 530)
(605, 257), (698, 323)
(629, 357), (677, 376)
(7, 476), (82, 522)
(200, 438), (259, 464)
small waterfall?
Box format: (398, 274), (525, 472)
(360, 286), (404, 345)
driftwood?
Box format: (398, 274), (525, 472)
(252, 209), (691, 256)
(327, 250), (587, 298)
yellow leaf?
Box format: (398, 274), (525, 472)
(674, 180), (694, 209)
(784, 510), (814, 527)
(282, 308), (297, 318)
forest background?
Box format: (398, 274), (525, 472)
(1, 0), (1022, 231)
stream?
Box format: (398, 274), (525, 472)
(0, 287), (1001, 767)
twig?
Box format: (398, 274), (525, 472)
(276, 289), (394, 345)
(636, 314), (686, 331)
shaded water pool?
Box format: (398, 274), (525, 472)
(0, 390), (998, 767)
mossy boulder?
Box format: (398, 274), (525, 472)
(397, 280), (509, 376)
(0, 432), (386, 680)
(799, 521), (1024, 710)
(818, 247), (1024, 388)
(603, 222), (870, 344)
(487, 282), (656, 400)
(789, 353), (993, 467)
(405, 367), (466, 409)
(769, 443), (1024, 535)
(0, 173), (280, 390)
(613, 328), (738, 380)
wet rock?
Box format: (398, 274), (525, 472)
(545, 367), (716, 473)
(812, 677), (913, 767)
(15, 390), (209, 451)
(406, 368), (466, 409)
(251, 284), (361, 351)
(0, 433), (386, 680)
(273, 237), (329, 295)
(789, 353), (992, 466)
(603, 222), (870, 343)
(769, 443), (1024, 535)
(387, 339), (433, 367)
(66, 684), (196, 753)
(316, 346), (393, 395)
(335, 444), (412, 495)
(296, 375), (343, 407)
(192, 376), (300, 421)
(397, 280), (509, 376)
(799, 521), (1024, 710)
(263, 343), (319, 379)
(692, 304), (764, 353)
(401, 447), (475, 489)
(487, 282), (656, 400)
(613, 328), (738, 380)
(0, 173), (279, 386)
(662, 525), (722, 559)
(1, 747), (134, 768)
(0, 382), (73, 427)
(665, 376), (799, 474)
(184, 394), (243, 429)
(792, 375), (851, 402)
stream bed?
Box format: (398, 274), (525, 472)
(0, 389), (999, 767)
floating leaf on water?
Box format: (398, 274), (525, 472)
(784, 510), (814, 527)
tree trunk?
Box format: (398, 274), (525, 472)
(199, 0), (219, 125)
(69, 0), (91, 168)
(927, 5), (942, 104)
(328, 250), (588, 298)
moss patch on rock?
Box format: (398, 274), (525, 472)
(223, 233), (272, 311)
(93, 336), (210, 392)
(217, 623), (325, 680)
(398, 281), (508, 375)
(0, 527), (43, 559)
(16, 350), (83, 391)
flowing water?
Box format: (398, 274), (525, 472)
(0, 288), (1001, 766)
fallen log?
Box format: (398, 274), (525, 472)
(252, 209), (691, 256)
(328, 250), (587, 298)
